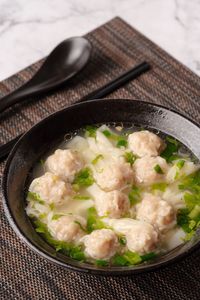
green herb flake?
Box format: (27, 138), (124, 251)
(112, 251), (142, 266)
(73, 167), (94, 188)
(151, 182), (168, 192)
(112, 254), (128, 266)
(74, 221), (87, 232)
(73, 195), (91, 200)
(52, 214), (64, 220)
(188, 205), (200, 220)
(154, 164), (164, 174)
(176, 159), (185, 170)
(161, 137), (180, 162)
(28, 191), (45, 205)
(141, 252), (157, 262)
(86, 207), (109, 233)
(95, 259), (109, 267)
(49, 203), (55, 210)
(177, 208), (191, 233)
(102, 129), (112, 137)
(178, 170), (200, 193)
(118, 235), (127, 246)
(39, 213), (47, 219)
(128, 186), (141, 206)
(92, 154), (104, 165)
(124, 151), (137, 166)
(184, 192), (200, 211)
(116, 139), (127, 148)
(85, 125), (97, 138)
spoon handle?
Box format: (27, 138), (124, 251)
(0, 61), (150, 161)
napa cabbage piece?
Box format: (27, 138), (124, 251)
(167, 160), (199, 183)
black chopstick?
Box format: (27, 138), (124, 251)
(0, 61), (150, 161)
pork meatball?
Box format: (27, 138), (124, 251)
(81, 229), (118, 260)
(136, 194), (176, 232)
(95, 190), (130, 218)
(45, 149), (84, 182)
(93, 162), (134, 191)
(133, 156), (169, 185)
(48, 215), (86, 243)
(29, 172), (73, 205)
(128, 130), (165, 157)
(126, 222), (159, 254)
(106, 218), (159, 255)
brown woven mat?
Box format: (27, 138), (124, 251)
(0, 17), (200, 300)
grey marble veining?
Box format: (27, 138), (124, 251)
(0, 0), (199, 81)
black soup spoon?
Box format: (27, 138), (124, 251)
(0, 37), (92, 113)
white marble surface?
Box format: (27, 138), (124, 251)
(0, 0), (199, 81)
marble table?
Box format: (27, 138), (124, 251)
(0, 0), (199, 81)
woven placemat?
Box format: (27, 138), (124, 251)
(0, 17), (200, 300)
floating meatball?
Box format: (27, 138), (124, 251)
(95, 190), (130, 218)
(29, 172), (73, 205)
(126, 222), (159, 254)
(136, 194), (176, 232)
(128, 130), (165, 157)
(45, 149), (84, 182)
(133, 156), (169, 185)
(48, 215), (86, 243)
(93, 162), (134, 191)
(106, 218), (159, 255)
(82, 229), (118, 260)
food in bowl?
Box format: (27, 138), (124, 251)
(26, 124), (200, 267)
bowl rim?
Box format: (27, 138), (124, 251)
(2, 98), (200, 276)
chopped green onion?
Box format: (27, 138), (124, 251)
(86, 207), (110, 233)
(49, 203), (55, 210)
(102, 129), (112, 137)
(176, 159), (185, 169)
(85, 125), (97, 138)
(141, 252), (157, 262)
(95, 259), (109, 267)
(92, 154), (104, 165)
(188, 205), (200, 220)
(73, 167), (94, 188)
(124, 151), (137, 166)
(112, 251), (142, 266)
(52, 214), (64, 220)
(184, 192), (200, 211)
(161, 137), (180, 162)
(74, 221), (87, 232)
(128, 186), (141, 206)
(178, 170), (200, 193)
(27, 191), (45, 205)
(154, 164), (164, 174)
(73, 195), (91, 200)
(118, 235), (127, 246)
(116, 139), (127, 148)
(151, 182), (168, 192)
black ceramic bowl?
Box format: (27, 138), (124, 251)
(2, 99), (200, 276)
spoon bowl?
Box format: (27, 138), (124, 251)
(0, 37), (92, 113)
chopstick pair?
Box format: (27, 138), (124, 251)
(0, 61), (150, 161)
